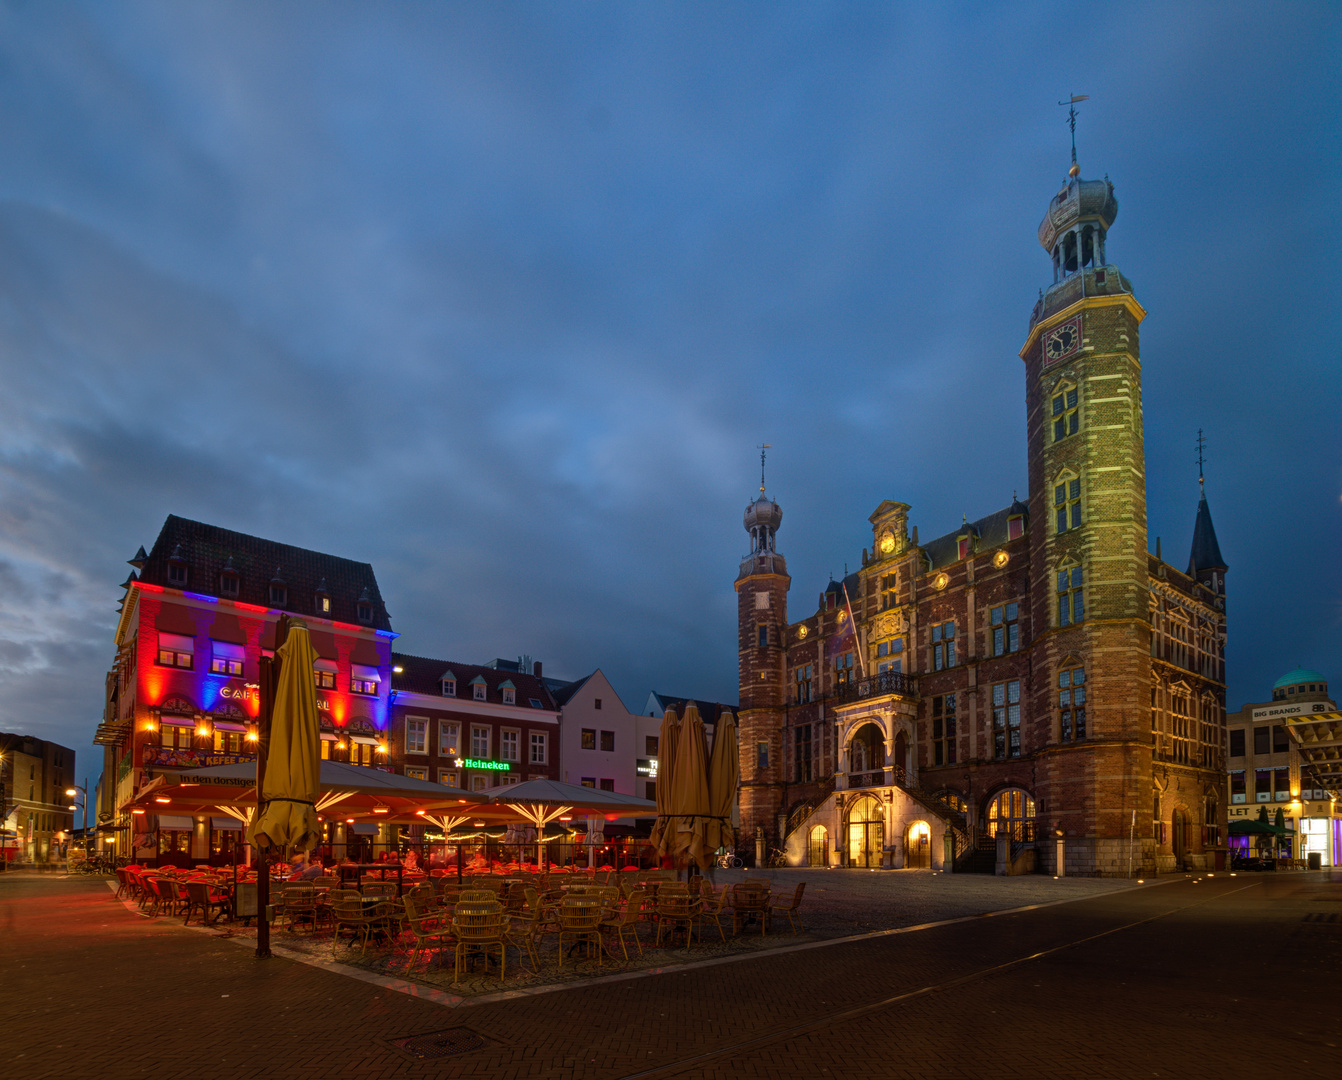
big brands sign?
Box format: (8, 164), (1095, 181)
(1251, 701), (1329, 722)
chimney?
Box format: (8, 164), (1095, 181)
(533, 660), (543, 679)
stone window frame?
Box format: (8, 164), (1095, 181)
(1050, 376), (1081, 443)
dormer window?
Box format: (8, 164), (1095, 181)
(470, 676), (487, 702)
(314, 579), (331, 616)
(500, 680), (516, 706)
(168, 562), (187, 585)
(269, 568), (287, 607)
(1007, 515), (1025, 541)
(957, 535), (972, 561)
(356, 587), (373, 623)
(440, 671), (457, 697)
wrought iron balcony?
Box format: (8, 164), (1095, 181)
(832, 670), (915, 704)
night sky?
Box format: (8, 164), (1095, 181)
(1, 3), (1338, 772)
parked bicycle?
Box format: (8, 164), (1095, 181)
(767, 847), (789, 868)
(715, 852), (744, 869)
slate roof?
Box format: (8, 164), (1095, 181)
(133, 515), (392, 631)
(1187, 492), (1227, 575)
(391, 652), (558, 710)
(645, 692), (737, 726)
(548, 673), (592, 708)
(921, 503), (1024, 572)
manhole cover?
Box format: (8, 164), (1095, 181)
(391, 1028), (490, 1059)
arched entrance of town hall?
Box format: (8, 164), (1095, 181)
(808, 825), (829, 867)
(845, 794), (884, 868)
(904, 820), (931, 868)
(1172, 806), (1191, 866)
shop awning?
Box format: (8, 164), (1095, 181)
(352, 664), (381, 683)
(159, 815), (194, 830)
(351, 735), (380, 746)
(314, 658), (338, 674)
(210, 817), (242, 831)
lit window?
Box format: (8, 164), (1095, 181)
(156, 632), (195, 670)
(932, 694), (957, 765)
(992, 680), (1022, 759)
(209, 641), (245, 677)
(835, 652), (854, 688)
(1055, 478), (1082, 533)
(439, 721), (459, 756)
(405, 718), (427, 755)
(581, 729), (596, 750)
(470, 774), (490, 792)
(581, 777), (596, 789)
(931, 622), (956, 670)
(404, 766), (427, 782)
(351, 677), (376, 696)
(1052, 384), (1079, 441)
(1057, 566), (1085, 625)
(1059, 666), (1086, 741)
(314, 669), (336, 690)
(529, 732), (548, 764)
(990, 604), (1019, 656)
(439, 769), (461, 787)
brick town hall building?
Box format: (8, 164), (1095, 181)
(737, 153), (1228, 877)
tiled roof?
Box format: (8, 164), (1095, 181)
(548, 673), (591, 707)
(646, 692), (737, 725)
(391, 652), (557, 710)
(134, 516), (392, 631)
(1187, 492), (1227, 575)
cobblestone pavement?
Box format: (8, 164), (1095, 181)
(2, 868), (1339, 1079)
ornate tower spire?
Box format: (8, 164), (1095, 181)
(1188, 431), (1227, 592)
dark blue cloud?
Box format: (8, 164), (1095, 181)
(0, 2), (1338, 765)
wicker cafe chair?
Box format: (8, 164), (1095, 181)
(152, 876), (188, 919)
(183, 880), (229, 927)
(600, 888), (647, 960)
(557, 895), (605, 969)
(768, 882), (807, 934)
(654, 893), (700, 949)
(695, 883), (730, 942)
(360, 881), (397, 898)
(511, 888), (560, 971)
(282, 884), (318, 933)
(730, 883), (770, 937)
(403, 895), (453, 974)
(452, 900), (509, 983)
(332, 893), (390, 956)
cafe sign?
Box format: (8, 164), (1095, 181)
(636, 758), (658, 777)
(453, 757), (511, 771)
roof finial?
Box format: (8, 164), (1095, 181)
(1196, 428), (1207, 490)
(1059, 93), (1088, 177)
(757, 443), (771, 493)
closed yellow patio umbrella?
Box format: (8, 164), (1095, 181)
(248, 619), (322, 852)
(671, 703), (711, 870)
(705, 709), (738, 856)
(649, 707), (681, 858)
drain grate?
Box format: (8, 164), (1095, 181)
(1303, 912), (1340, 923)
(391, 1028), (491, 1060)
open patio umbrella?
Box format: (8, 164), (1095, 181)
(670, 703), (711, 870)
(479, 777), (656, 866)
(648, 707), (681, 858)
(249, 620), (322, 853)
(705, 709), (739, 857)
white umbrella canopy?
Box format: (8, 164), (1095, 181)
(249, 621), (322, 852)
(478, 777), (657, 865)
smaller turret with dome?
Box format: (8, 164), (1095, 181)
(1271, 668), (1331, 703)
(737, 448), (787, 581)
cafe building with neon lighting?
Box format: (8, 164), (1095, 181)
(95, 515), (396, 865)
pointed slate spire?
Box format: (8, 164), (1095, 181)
(128, 545), (148, 569)
(1187, 491), (1227, 576)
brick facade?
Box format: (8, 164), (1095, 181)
(736, 167), (1228, 875)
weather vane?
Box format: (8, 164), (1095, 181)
(1058, 93), (1088, 170)
(1195, 429), (1207, 489)
(757, 444), (771, 492)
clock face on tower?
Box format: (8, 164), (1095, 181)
(878, 532), (895, 555)
(1043, 318), (1082, 365)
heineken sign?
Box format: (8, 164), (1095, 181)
(454, 757), (511, 771)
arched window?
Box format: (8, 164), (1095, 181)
(1057, 563), (1085, 626)
(986, 788), (1035, 841)
(1058, 663), (1086, 741)
(848, 723), (885, 779)
(808, 825), (829, 867)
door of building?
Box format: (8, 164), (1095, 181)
(905, 821), (931, 868)
(846, 795), (884, 867)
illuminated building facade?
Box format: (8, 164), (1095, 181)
(1, 732), (76, 864)
(96, 516), (395, 865)
(387, 653), (560, 793)
(737, 155), (1229, 876)
(1227, 669), (1340, 867)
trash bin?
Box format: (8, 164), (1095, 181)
(1307, 852), (1322, 871)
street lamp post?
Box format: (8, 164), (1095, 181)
(66, 782), (89, 858)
